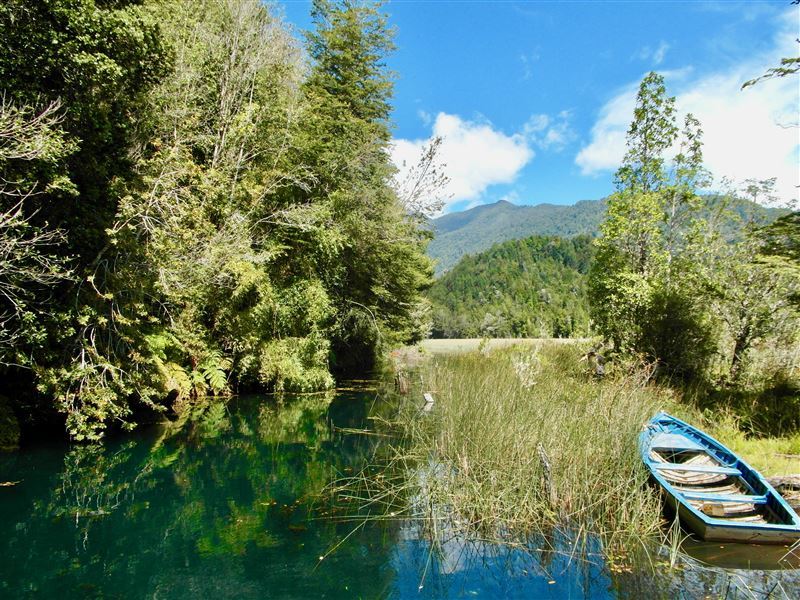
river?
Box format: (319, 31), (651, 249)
(1, 386), (797, 598)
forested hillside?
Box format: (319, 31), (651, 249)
(428, 196), (784, 275)
(0, 0), (433, 441)
(428, 200), (603, 274)
(428, 235), (594, 338)
(427, 190), (787, 341)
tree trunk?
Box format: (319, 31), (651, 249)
(729, 328), (750, 382)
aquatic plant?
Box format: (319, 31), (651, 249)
(340, 342), (686, 560)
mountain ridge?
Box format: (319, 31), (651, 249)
(427, 196), (783, 275)
(428, 199), (605, 274)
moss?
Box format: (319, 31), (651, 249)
(0, 395), (20, 449)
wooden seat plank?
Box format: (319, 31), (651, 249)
(681, 491), (767, 504)
(653, 463), (740, 476)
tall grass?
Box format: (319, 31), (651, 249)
(375, 343), (685, 553)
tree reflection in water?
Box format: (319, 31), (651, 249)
(1, 389), (798, 598)
(2, 390), (403, 598)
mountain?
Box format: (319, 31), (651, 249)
(428, 200), (604, 274)
(427, 197), (784, 275)
(427, 235), (594, 339)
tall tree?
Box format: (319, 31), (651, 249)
(47, 0), (339, 439)
(589, 73), (714, 377)
(0, 0), (170, 262)
(302, 0), (433, 372)
(709, 180), (799, 382)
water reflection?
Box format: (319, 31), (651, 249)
(0, 388), (798, 599)
(392, 524), (613, 599)
(681, 535), (800, 570)
(1, 389), (400, 598)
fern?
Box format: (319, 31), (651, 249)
(198, 350), (232, 395)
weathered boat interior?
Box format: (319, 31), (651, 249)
(649, 448), (782, 525)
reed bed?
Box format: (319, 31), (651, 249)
(372, 342), (685, 553)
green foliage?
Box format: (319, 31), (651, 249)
(428, 235), (594, 338)
(710, 231), (799, 385)
(301, 0), (433, 369)
(758, 211), (800, 308)
(0, 101), (76, 359)
(0, 0), (433, 440)
(742, 55), (800, 89)
(0, 394), (20, 448)
(760, 211), (800, 264)
(589, 72), (716, 378)
(258, 337), (335, 393)
(0, 0), (170, 261)
(589, 72), (798, 406)
(742, 6), (800, 91)
(614, 73), (677, 194)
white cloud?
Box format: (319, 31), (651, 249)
(523, 110), (575, 151)
(576, 12), (799, 204)
(653, 41), (670, 66)
(634, 41), (670, 66)
(524, 114), (549, 133)
(520, 51), (540, 80)
(574, 87), (636, 174)
(391, 113), (534, 211)
(417, 109), (432, 126)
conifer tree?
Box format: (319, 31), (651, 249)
(303, 0), (432, 371)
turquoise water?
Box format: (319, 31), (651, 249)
(1, 388), (797, 598)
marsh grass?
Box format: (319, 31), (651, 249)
(333, 342), (693, 561)
(413, 344), (679, 549)
(705, 411), (800, 476)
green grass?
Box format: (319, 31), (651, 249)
(353, 341), (798, 564)
(381, 343), (685, 553)
(706, 413), (800, 476)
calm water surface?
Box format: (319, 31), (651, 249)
(1, 387), (798, 598)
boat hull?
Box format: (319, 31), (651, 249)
(642, 412), (800, 545)
(663, 490), (800, 545)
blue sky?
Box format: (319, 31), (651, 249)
(275, 1), (799, 212)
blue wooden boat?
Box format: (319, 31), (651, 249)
(640, 412), (800, 545)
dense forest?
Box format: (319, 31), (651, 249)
(428, 199), (604, 274)
(0, 0), (435, 442)
(428, 235), (594, 338)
